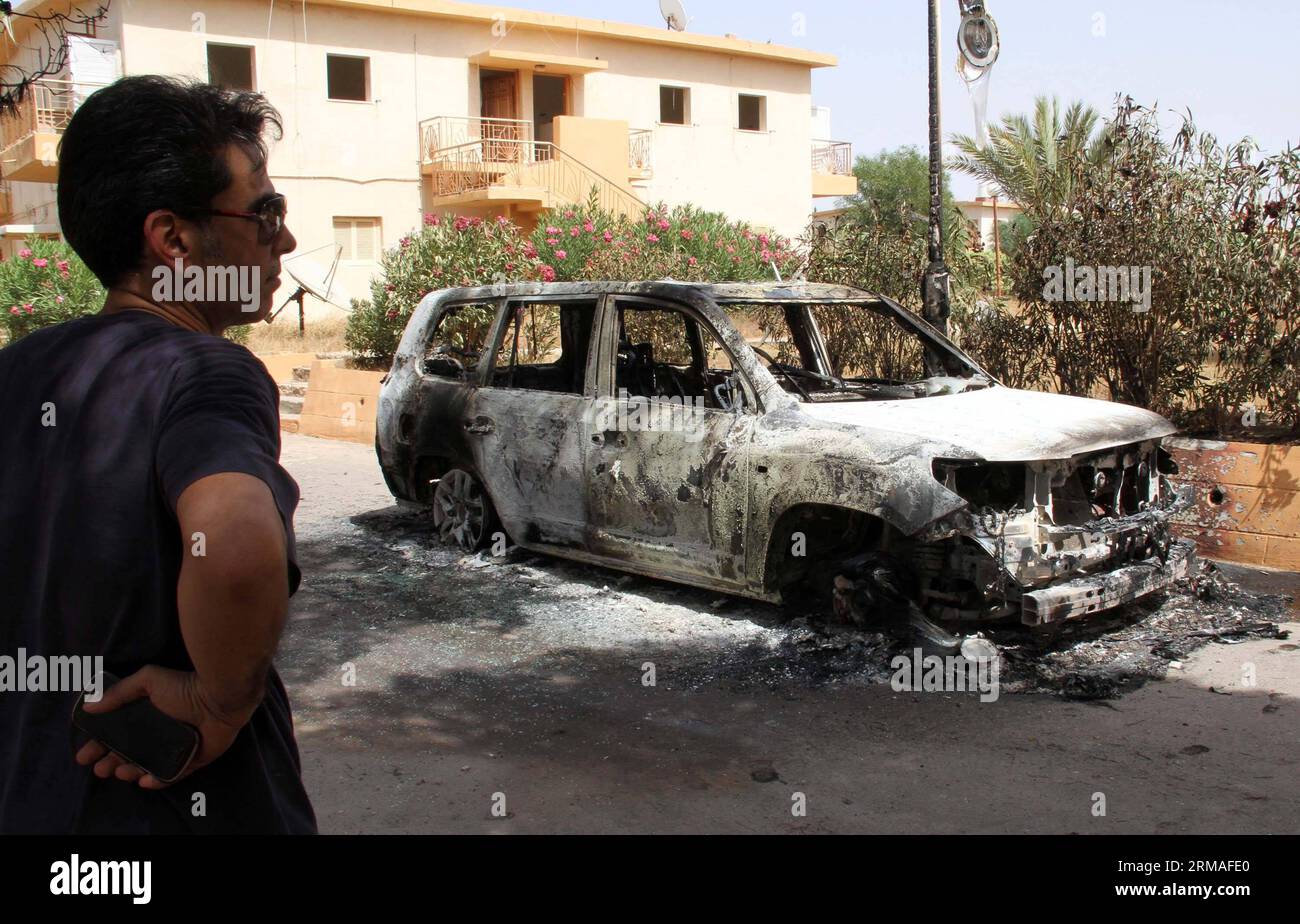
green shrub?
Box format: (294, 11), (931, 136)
(797, 214), (1041, 385)
(0, 239), (104, 343)
(1009, 99), (1300, 430)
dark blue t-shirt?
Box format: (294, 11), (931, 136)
(0, 310), (316, 833)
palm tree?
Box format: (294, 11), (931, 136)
(949, 96), (1111, 219)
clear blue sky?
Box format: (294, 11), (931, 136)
(500, 0), (1300, 198)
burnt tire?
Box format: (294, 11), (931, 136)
(431, 468), (498, 552)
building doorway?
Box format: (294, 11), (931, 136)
(479, 69), (519, 161)
(532, 73), (568, 159)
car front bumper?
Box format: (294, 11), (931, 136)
(1020, 540), (1195, 626)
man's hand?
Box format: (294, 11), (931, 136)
(74, 666), (248, 789)
(73, 472), (290, 789)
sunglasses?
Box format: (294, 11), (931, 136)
(196, 194), (287, 244)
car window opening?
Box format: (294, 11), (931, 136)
(723, 300), (992, 402)
(615, 302), (743, 412)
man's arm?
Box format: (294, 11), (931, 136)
(176, 472), (290, 720)
(77, 472), (290, 788)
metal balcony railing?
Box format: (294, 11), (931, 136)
(811, 139), (853, 176)
(419, 115), (537, 166)
(0, 78), (107, 152)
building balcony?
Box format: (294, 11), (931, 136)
(0, 79), (105, 183)
(419, 115), (538, 178)
(811, 139), (856, 197)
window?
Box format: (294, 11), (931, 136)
(659, 85), (689, 125)
(616, 302), (742, 410)
(489, 300), (597, 394)
(738, 94), (766, 132)
(423, 303), (497, 382)
(327, 54), (369, 101)
(207, 43), (255, 91)
(333, 217), (381, 261)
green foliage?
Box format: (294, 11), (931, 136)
(798, 209), (1039, 387)
(1010, 98), (1300, 431)
(843, 145), (957, 234)
(949, 96), (1109, 219)
(996, 213), (1034, 260)
(0, 239), (104, 343)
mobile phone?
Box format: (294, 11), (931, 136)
(71, 672), (201, 784)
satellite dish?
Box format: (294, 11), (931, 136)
(286, 257), (351, 309)
(659, 0), (688, 31)
(268, 249), (351, 333)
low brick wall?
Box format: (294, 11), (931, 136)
(1168, 437), (1300, 571)
(296, 360), (384, 444)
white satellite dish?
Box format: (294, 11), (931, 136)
(286, 258), (351, 309)
(269, 250), (352, 332)
(659, 0), (689, 31)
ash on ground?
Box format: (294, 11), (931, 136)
(327, 508), (1291, 701)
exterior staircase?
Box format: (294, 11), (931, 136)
(278, 365), (311, 433)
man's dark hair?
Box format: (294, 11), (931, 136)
(57, 75), (283, 286)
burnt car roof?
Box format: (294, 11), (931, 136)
(421, 280), (877, 302)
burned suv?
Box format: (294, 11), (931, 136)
(376, 282), (1192, 628)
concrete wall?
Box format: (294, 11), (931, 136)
(1169, 437), (1300, 571)
(297, 358), (383, 443)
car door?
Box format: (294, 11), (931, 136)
(584, 295), (755, 584)
(401, 298), (502, 501)
(467, 296), (600, 547)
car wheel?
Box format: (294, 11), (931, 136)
(431, 468), (497, 551)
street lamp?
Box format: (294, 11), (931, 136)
(924, 0), (1000, 338)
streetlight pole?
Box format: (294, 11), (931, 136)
(923, 0), (950, 338)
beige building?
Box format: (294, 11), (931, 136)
(0, 0), (855, 320)
(955, 194), (1024, 249)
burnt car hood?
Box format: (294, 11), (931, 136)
(798, 386), (1177, 461)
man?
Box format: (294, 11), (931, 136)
(0, 76), (316, 833)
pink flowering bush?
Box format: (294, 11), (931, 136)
(346, 201), (801, 367)
(574, 202), (795, 283)
(346, 212), (551, 365)
(0, 238), (103, 344)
